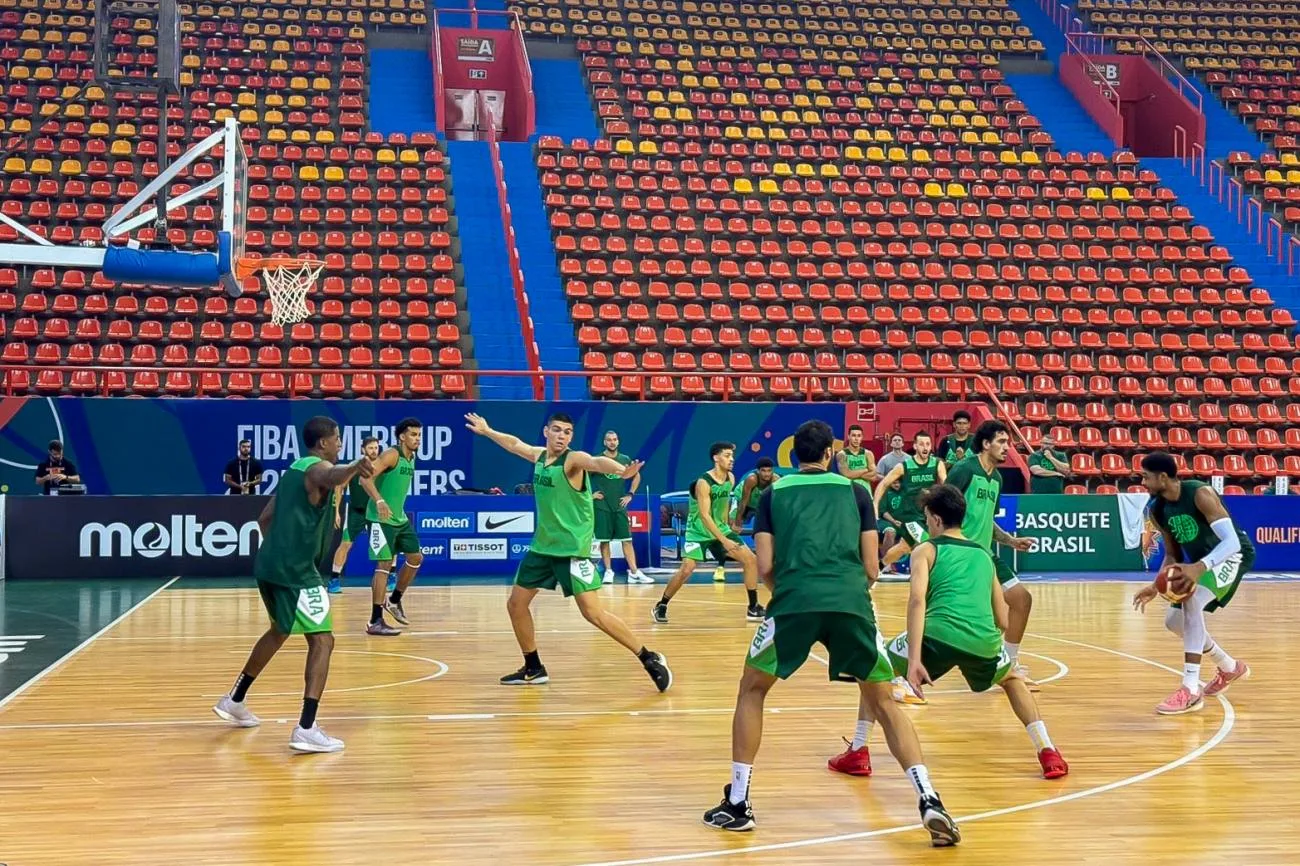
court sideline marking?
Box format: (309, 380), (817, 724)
(0, 576), (178, 713)
(566, 632), (1236, 866)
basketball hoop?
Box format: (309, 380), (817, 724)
(236, 256), (324, 326)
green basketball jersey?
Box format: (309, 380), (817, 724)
(254, 455), (333, 588)
(880, 487), (904, 519)
(1149, 480), (1254, 564)
(346, 474), (369, 515)
(923, 536), (1003, 658)
(842, 447), (872, 488)
(365, 449), (414, 526)
(1028, 450), (1066, 494)
(946, 455), (1002, 552)
(939, 434), (971, 466)
(761, 471), (873, 618)
(531, 450), (594, 558)
(897, 455), (941, 519)
(590, 452), (632, 512)
(686, 470), (734, 541)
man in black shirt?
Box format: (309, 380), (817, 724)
(224, 439), (265, 494)
(35, 439), (80, 495)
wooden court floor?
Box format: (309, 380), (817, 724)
(0, 577), (1296, 866)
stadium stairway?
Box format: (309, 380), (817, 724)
(1005, 72), (1119, 157)
(530, 58), (602, 142)
(1146, 157), (1300, 317)
(502, 142), (586, 399)
(367, 49), (438, 136)
(445, 141), (536, 399)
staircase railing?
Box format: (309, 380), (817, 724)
(479, 91), (544, 398)
(1127, 34), (1202, 114)
(1060, 30), (1123, 137)
(1037, 0), (1085, 37)
(1173, 124), (1300, 277)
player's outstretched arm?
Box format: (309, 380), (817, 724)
(305, 456), (375, 500)
(993, 522), (1033, 552)
(568, 450), (644, 478)
(906, 542), (935, 692)
(936, 460), (947, 483)
(873, 463), (904, 514)
(464, 413), (545, 463)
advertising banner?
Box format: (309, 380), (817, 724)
(0, 398), (843, 499)
(1010, 494), (1146, 572)
(6, 495), (267, 580)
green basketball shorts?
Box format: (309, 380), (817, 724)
(258, 580), (333, 635)
(368, 520), (420, 561)
(594, 508), (632, 542)
(342, 509), (368, 544)
(1171, 548), (1254, 613)
(897, 519), (928, 548)
(746, 612), (894, 683)
(514, 551), (602, 597)
(994, 556), (1020, 590)
(885, 633), (1011, 693)
(683, 531), (743, 563)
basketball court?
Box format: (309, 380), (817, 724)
(0, 575), (1292, 865)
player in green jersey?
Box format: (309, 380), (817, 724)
(213, 415), (375, 753)
(465, 411), (673, 692)
(703, 421), (959, 847)
(362, 418), (425, 635)
(945, 420), (1036, 685)
(654, 442), (764, 623)
(873, 432), (947, 574)
(877, 478), (904, 559)
(836, 424), (878, 488)
(829, 484), (1069, 781)
(937, 410), (972, 467)
(732, 457), (776, 526)
(593, 429), (652, 585)
(1132, 452), (1254, 715)
(327, 435), (381, 593)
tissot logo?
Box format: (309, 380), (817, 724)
(450, 538), (508, 560)
(79, 517), (261, 558)
(477, 511), (534, 534)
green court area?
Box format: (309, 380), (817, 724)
(0, 577), (172, 706)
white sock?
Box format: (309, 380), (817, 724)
(1004, 641), (1021, 664)
(1026, 720), (1054, 751)
(1182, 662), (1201, 691)
(331, 563), (342, 576)
(730, 762), (752, 803)
(852, 719), (874, 750)
(1205, 641), (1236, 673)
(905, 764), (936, 799)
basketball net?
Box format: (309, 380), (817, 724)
(240, 257), (324, 326)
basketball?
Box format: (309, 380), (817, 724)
(1155, 565), (1193, 602)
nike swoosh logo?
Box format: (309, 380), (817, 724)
(485, 516), (524, 530)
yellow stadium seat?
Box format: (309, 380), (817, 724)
(887, 147), (907, 161)
(1265, 169), (1285, 183)
(947, 183), (967, 198)
(299, 166), (320, 182)
(1111, 187), (1132, 201)
(734, 178), (754, 193)
(768, 127), (786, 141)
(59, 159), (81, 176)
(267, 128), (287, 143)
(745, 126), (766, 140)
(652, 106), (671, 121)
(1021, 151), (1041, 165)
(1086, 187), (1107, 201)
(674, 107), (693, 121)
(820, 164), (840, 178)
(866, 146), (886, 161)
(924, 182), (943, 198)
(110, 139), (133, 157)
(3, 157), (25, 174)
(1287, 170), (1300, 184)
(30, 158), (52, 175)
(615, 139), (634, 154)
(1000, 151), (1020, 165)
(637, 140), (658, 155)
(795, 163), (814, 177)
(773, 162), (793, 177)
(961, 131), (981, 145)
(1281, 152), (1300, 166)
(758, 178), (779, 194)
(913, 149), (931, 163)
(844, 146), (865, 161)
(323, 166), (345, 182)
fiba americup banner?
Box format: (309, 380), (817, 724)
(4, 493), (662, 579)
(0, 397), (842, 498)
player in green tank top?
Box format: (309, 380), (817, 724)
(466, 411), (673, 692)
(360, 419), (425, 635)
(1132, 452), (1255, 715)
(873, 432), (947, 585)
(944, 421), (1037, 689)
(704, 420), (960, 847)
(213, 415), (376, 754)
(591, 429), (652, 585)
(654, 442), (765, 624)
(836, 424), (878, 490)
(842, 484), (1069, 780)
(327, 435), (381, 594)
